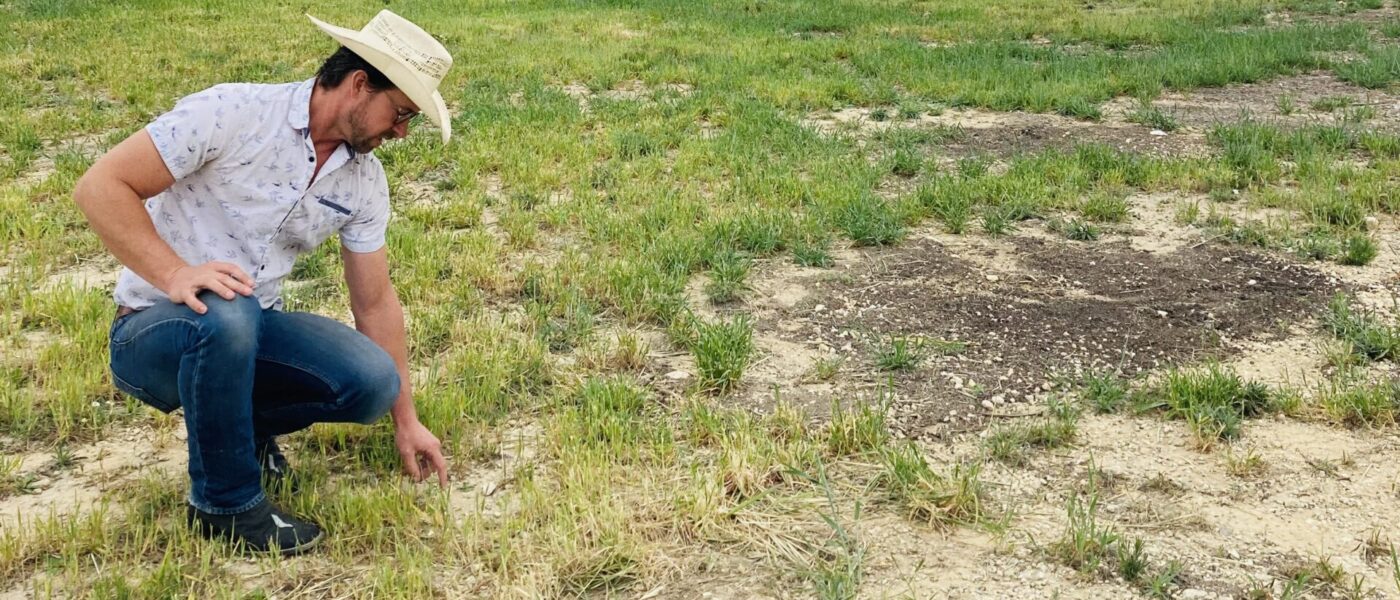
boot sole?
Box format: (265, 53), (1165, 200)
(268, 530), (324, 556)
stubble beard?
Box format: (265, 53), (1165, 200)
(346, 102), (390, 154)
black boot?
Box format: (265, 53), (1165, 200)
(187, 498), (324, 555)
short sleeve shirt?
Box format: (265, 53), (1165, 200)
(113, 78), (391, 311)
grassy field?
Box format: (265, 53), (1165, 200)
(5, 0), (1400, 597)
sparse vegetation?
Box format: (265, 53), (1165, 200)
(705, 250), (753, 304)
(1224, 446), (1269, 478)
(984, 397), (1080, 466)
(7, 0), (1400, 596)
(1053, 217), (1102, 242)
(1080, 191), (1131, 223)
(1317, 375), (1400, 428)
(1082, 370), (1129, 414)
(809, 355), (844, 382)
(981, 204), (1017, 236)
(1051, 471), (1183, 596)
(1310, 96), (1356, 112)
(876, 445), (988, 528)
(826, 399), (891, 457)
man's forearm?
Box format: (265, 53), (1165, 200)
(351, 295), (417, 425)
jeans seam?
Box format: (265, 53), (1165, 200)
(187, 320), (209, 508)
(187, 311), (261, 513)
(109, 370), (175, 412)
(110, 316), (198, 348)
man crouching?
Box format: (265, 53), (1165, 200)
(73, 10), (452, 555)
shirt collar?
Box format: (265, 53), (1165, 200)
(288, 77), (358, 160)
(287, 78), (314, 131)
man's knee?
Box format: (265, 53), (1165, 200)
(343, 348), (400, 425)
(191, 292), (261, 350)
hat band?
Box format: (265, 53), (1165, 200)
(367, 20), (449, 79)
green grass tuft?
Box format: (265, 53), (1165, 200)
(1128, 102), (1178, 132)
(692, 315), (755, 394)
(830, 195), (907, 247)
(876, 446), (988, 527)
(1082, 370), (1129, 414)
(1339, 233), (1379, 266)
(874, 335), (924, 371)
(1324, 293), (1400, 361)
(1140, 364), (1272, 449)
(826, 399), (891, 457)
(705, 250), (753, 304)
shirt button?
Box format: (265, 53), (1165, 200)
(307, 156), (315, 162)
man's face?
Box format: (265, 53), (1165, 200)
(346, 84), (420, 153)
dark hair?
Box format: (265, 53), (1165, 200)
(315, 46), (395, 91)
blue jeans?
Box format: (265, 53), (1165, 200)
(108, 292), (400, 514)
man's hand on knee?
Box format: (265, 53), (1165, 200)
(163, 262), (256, 314)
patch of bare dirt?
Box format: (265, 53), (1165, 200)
(1266, 3), (1400, 29)
(553, 80), (695, 115)
(1104, 71), (1400, 132)
(747, 229), (1339, 436)
(1225, 325), (1333, 386)
(445, 421), (539, 523)
(858, 413), (1400, 599)
(1313, 218), (1400, 313)
(802, 106), (1212, 162)
(39, 257), (120, 292)
(1124, 191), (1205, 255)
(0, 423), (185, 527)
(803, 72), (1400, 167)
(11, 131), (111, 189)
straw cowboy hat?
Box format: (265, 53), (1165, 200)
(307, 10), (454, 143)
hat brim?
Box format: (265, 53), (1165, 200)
(308, 15), (452, 144)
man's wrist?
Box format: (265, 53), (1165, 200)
(389, 400), (417, 428)
(157, 262), (188, 293)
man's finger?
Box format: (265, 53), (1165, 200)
(204, 279), (236, 301)
(401, 450), (422, 481)
(180, 291), (208, 314)
(221, 264), (256, 288)
(221, 273), (254, 296)
(429, 449), (449, 487)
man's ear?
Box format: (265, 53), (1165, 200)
(350, 70), (369, 95)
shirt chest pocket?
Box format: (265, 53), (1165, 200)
(282, 196), (355, 252)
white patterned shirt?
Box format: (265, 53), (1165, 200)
(113, 78), (391, 311)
